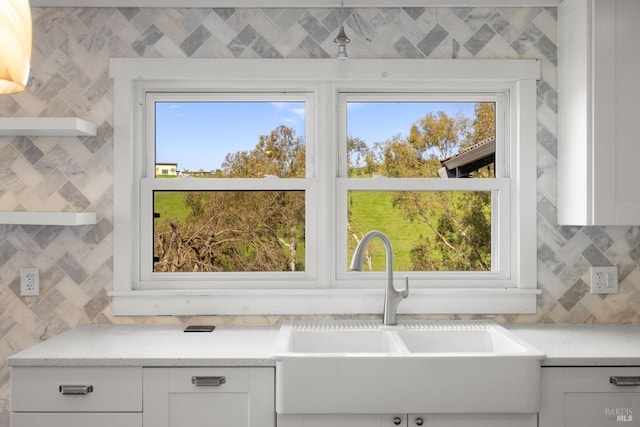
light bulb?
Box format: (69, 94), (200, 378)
(0, 0), (32, 94)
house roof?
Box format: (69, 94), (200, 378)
(438, 137), (495, 178)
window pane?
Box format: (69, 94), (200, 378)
(347, 190), (491, 272)
(154, 191), (305, 272)
(155, 101), (306, 178)
(347, 102), (495, 178)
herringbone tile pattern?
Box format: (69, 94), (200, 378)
(0, 6), (636, 423)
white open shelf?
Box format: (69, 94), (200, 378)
(0, 211), (97, 226)
(0, 118), (97, 136)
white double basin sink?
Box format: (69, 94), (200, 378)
(271, 320), (545, 414)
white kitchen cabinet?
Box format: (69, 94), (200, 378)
(11, 413), (142, 427)
(557, 0), (640, 225)
(408, 414), (536, 427)
(277, 414), (406, 426)
(10, 365), (275, 427)
(143, 367), (275, 427)
(10, 367), (143, 427)
(539, 367), (640, 427)
(278, 413), (536, 427)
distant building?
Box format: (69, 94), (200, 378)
(156, 163), (178, 176)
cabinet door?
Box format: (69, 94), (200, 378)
(143, 367), (274, 427)
(408, 414), (536, 427)
(277, 414), (535, 427)
(594, 0), (640, 224)
(558, 0), (640, 225)
(540, 367), (640, 427)
(277, 414), (407, 427)
(11, 412), (142, 427)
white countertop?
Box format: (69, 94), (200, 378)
(508, 323), (640, 366)
(8, 325), (279, 367)
(8, 323), (640, 367)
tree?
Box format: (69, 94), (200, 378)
(472, 102), (496, 143)
(380, 134), (440, 178)
(222, 125), (305, 178)
(347, 135), (377, 177)
(407, 111), (470, 159)
(404, 191), (491, 271)
(380, 106), (492, 271)
(154, 125), (305, 273)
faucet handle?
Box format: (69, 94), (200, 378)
(401, 276), (409, 298)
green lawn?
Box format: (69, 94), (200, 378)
(154, 192), (191, 224)
(348, 191), (428, 271)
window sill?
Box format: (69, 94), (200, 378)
(109, 288), (539, 316)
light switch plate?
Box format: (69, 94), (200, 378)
(590, 266), (618, 294)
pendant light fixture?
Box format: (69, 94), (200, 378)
(334, 0), (350, 60)
(0, 0), (32, 94)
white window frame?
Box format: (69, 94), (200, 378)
(142, 92), (317, 289)
(110, 58), (540, 316)
(336, 92), (510, 288)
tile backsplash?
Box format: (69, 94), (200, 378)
(1, 5), (640, 424)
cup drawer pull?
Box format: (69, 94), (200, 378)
(192, 376), (226, 386)
(610, 376), (640, 386)
(59, 384), (94, 395)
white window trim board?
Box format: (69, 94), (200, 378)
(110, 58), (540, 316)
(109, 288), (538, 316)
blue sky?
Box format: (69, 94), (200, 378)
(155, 102), (306, 172)
(155, 101), (476, 172)
(347, 101), (475, 148)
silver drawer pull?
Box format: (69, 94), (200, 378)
(59, 385), (94, 395)
(192, 376), (226, 386)
(610, 376), (640, 386)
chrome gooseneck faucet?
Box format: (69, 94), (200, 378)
(350, 230), (409, 325)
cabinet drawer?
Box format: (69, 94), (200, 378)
(11, 367), (143, 412)
(11, 412), (142, 427)
(543, 367), (640, 392)
(166, 367), (250, 393)
(540, 367), (640, 427)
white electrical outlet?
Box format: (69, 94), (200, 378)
(590, 266), (618, 294)
(20, 267), (39, 296)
